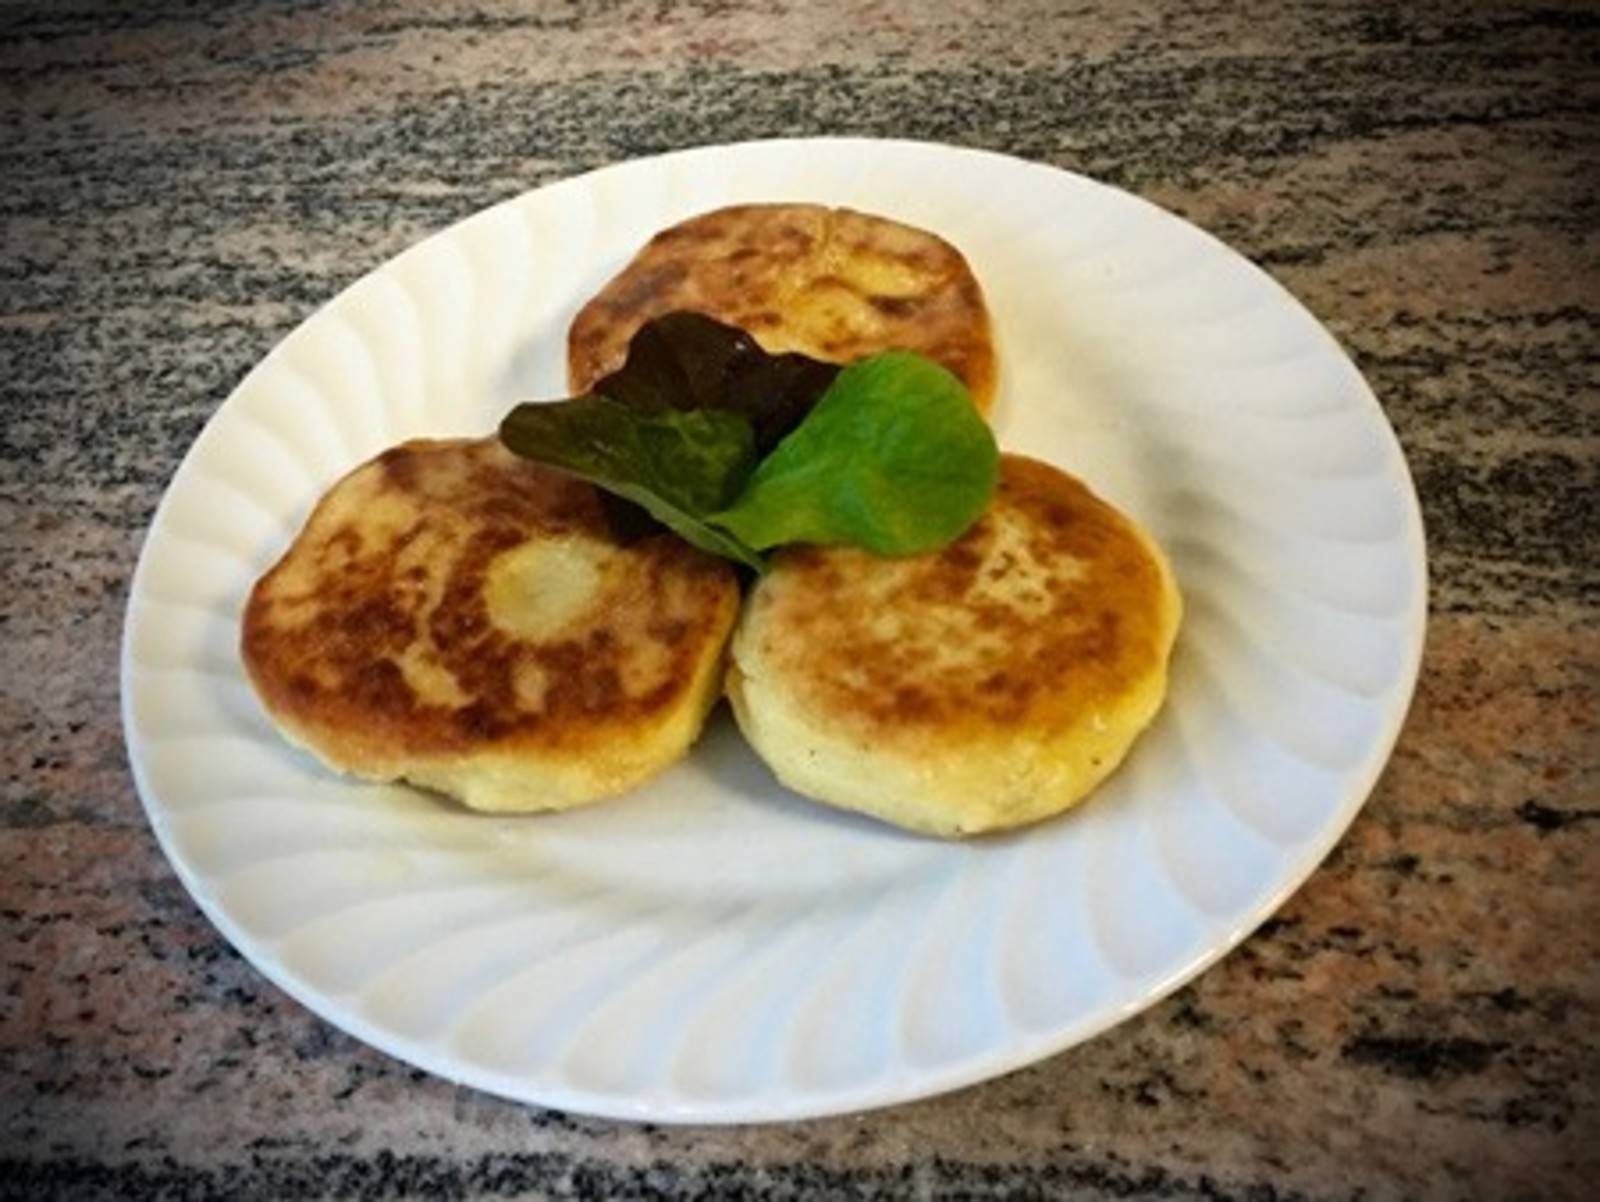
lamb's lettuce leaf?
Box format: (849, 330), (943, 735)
(710, 352), (998, 556)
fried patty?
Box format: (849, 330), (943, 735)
(726, 454), (1182, 836)
(241, 437), (740, 812)
(568, 203), (998, 413)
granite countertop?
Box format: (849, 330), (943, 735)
(3, 1), (1596, 1198)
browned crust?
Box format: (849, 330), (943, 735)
(740, 454), (1176, 746)
(240, 438), (738, 771)
(568, 203), (997, 412)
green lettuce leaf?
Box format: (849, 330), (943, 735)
(498, 394), (766, 570)
(708, 351), (998, 556)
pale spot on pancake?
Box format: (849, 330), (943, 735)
(823, 247), (937, 299)
(395, 644), (470, 708)
(307, 661), (341, 691)
(362, 489), (424, 543)
(513, 660), (551, 711)
(862, 610), (909, 644)
(616, 630), (675, 698)
(485, 537), (608, 642)
(969, 507), (1089, 623)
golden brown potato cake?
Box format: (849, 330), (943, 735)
(568, 203), (998, 414)
(241, 437), (739, 812)
(726, 454), (1182, 836)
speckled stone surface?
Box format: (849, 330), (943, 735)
(2, 2), (1597, 1199)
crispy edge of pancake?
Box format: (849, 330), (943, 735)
(260, 611), (735, 813)
(725, 454), (1182, 836)
(240, 436), (741, 813)
(566, 202), (998, 413)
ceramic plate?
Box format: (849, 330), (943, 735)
(121, 138), (1426, 1122)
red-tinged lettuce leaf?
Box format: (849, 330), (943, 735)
(592, 311), (841, 453)
(499, 394), (766, 570)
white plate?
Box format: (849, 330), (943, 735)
(121, 138), (1426, 1122)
